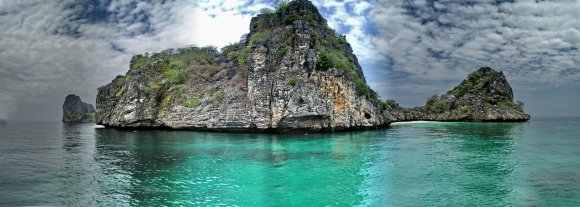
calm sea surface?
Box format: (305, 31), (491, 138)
(1, 118), (579, 206)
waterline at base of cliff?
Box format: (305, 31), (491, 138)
(2, 118), (579, 206)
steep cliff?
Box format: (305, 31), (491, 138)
(62, 94), (96, 123)
(96, 0), (389, 132)
(389, 67), (530, 122)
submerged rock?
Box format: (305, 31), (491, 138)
(388, 67), (530, 122)
(62, 94), (96, 123)
(0, 119), (5, 126)
(96, 0), (389, 132)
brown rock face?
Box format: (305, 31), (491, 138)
(388, 67), (531, 122)
(96, 0), (389, 132)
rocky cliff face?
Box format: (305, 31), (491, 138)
(96, 0), (388, 132)
(389, 67), (530, 122)
(63, 94), (96, 123)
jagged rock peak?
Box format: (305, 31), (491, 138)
(95, 0), (388, 132)
(63, 94), (95, 123)
(249, 0), (318, 36)
(282, 0), (324, 21)
(288, 0), (319, 11)
(447, 67), (513, 102)
(250, 0), (326, 33)
(247, 0), (367, 86)
(388, 67), (530, 122)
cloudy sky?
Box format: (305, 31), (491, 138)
(0, 0), (579, 121)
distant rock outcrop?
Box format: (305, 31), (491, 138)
(96, 0), (388, 132)
(0, 119), (6, 126)
(62, 94), (96, 123)
(388, 67), (530, 122)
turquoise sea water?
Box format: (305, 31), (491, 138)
(1, 118), (579, 206)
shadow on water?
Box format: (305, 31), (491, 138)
(62, 123), (92, 152)
(59, 123), (107, 206)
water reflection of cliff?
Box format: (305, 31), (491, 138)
(91, 129), (377, 206)
(54, 119), (580, 206)
(60, 123), (109, 206)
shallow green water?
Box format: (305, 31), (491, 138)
(1, 118), (580, 206)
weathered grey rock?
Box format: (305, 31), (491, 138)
(388, 67), (530, 122)
(62, 94), (96, 123)
(96, 0), (389, 132)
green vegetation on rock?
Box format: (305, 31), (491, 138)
(285, 12), (317, 24)
(159, 94), (174, 110)
(498, 100), (522, 110)
(425, 95), (449, 113)
(184, 95), (201, 108)
(256, 0), (316, 25)
(96, 0), (390, 131)
(314, 46), (373, 98)
(276, 0), (290, 13)
(227, 47), (250, 68)
(337, 35), (347, 45)
(115, 87), (125, 98)
(277, 46), (289, 60)
(211, 90), (225, 103)
(288, 77), (303, 87)
(123, 46), (223, 110)
(388, 67), (530, 122)
(315, 49), (354, 72)
(124, 47), (221, 103)
(130, 56), (152, 71)
(310, 30), (319, 39)
(142, 82), (163, 94)
(382, 99), (399, 110)
(448, 67), (497, 97)
(249, 31), (269, 46)
(162, 67), (189, 85)
(63, 94), (96, 123)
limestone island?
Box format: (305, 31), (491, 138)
(387, 67), (530, 122)
(96, 0), (389, 132)
(96, 0), (529, 133)
(62, 94), (96, 123)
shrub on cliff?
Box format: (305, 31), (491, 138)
(448, 67), (498, 97)
(184, 95), (201, 108)
(425, 95), (449, 113)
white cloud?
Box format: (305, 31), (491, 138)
(311, 0), (378, 63)
(370, 0), (580, 87)
(361, 0), (580, 114)
(0, 0), (257, 120)
(190, 8), (252, 48)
